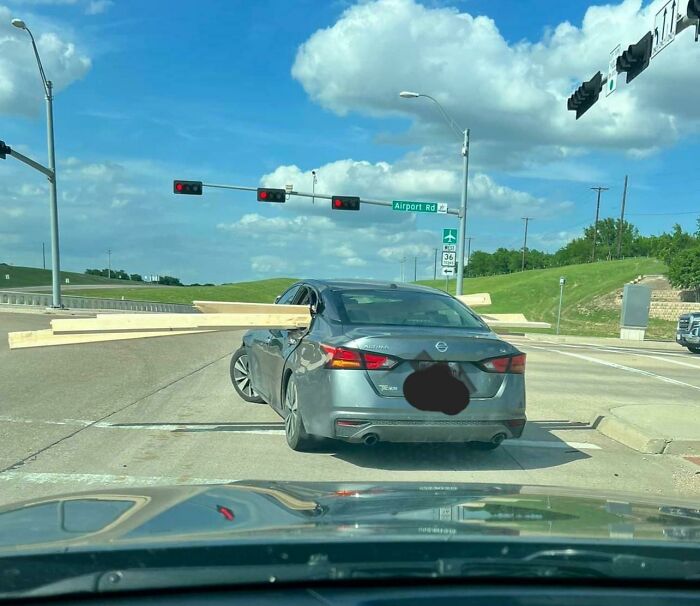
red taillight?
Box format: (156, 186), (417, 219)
(321, 344), (398, 370)
(480, 353), (526, 374)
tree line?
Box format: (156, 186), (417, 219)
(466, 218), (700, 300)
(85, 268), (182, 286)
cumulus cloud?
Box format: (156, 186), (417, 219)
(0, 5), (91, 116)
(261, 156), (572, 219)
(292, 0), (699, 164)
(218, 212), (438, 277)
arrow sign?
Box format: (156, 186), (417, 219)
(652, 0), (680, 57)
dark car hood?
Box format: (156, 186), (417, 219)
(1, 482), (699, 554)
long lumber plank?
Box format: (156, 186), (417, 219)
(51, 312), (310, 334)
(8, 329), (215, 350)
(193, 301), (307, 314)
(456, 293), (492, 307)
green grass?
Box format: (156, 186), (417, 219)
(0, 264), (135, 289)
(69, 278), (298, 305)
(67, 258), (676, 339)
(419, 257), (675, 340)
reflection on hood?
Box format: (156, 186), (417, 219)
(1, 481), (699, 553)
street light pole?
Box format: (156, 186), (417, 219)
(399, 91), (470, 296)
(521, 217), (532, 271)
(12, 18), (61, 308)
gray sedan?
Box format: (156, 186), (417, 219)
(230, 280), (526, 451)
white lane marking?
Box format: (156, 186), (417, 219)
(0, 471), (236, 486)
(528, 345), (700, 392)
(91, 422), (285, 435)
(506, 440), (600, 450)
(0, 416), (91, 427)
(0, 472), (235, 487)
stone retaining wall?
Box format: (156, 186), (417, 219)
(649, 301), (700, 321)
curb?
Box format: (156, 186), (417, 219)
(591, 409), (700, 455)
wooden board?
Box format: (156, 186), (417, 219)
(8, 328), (215, 350)
(50, 312), (311, 334)
(193, 301), (308, 314)
(456, 293), (492, 307)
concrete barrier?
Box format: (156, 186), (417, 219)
(0, 290), (195, 314)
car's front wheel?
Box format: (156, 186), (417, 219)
(688, 346), (700, 354)
(283, 375), (315, 451)
(230, 348), (265, 403)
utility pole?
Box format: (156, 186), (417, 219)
(107, 249), (112, 279)
(414, 256), (417, 282)
(42, 242), (45, 270)
(617, 175), (628, 259)
(590, 187), (608, 262)
(400, 257), (406, 282)
(433, 248), (438, 281)
(521, 218), (532, 271)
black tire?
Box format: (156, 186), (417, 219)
(283, 375), (315, 451)
(688, 346), (700, 354)
(230, 348), (265, 403)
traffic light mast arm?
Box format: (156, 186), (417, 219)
(199, 182), (461, 216)
(4, 145), (54, 180)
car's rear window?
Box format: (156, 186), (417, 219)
(334, 289), (487, 329)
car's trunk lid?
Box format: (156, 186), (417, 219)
(341, 325), (518, 399)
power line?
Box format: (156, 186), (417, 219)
(627, 210), (700, 216)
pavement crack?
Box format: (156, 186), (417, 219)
(0, 351), (232, 475)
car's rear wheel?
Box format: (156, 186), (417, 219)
(468, 433), (507, 451)
(284, 375), (315, 451)
(230, 348), (265, 403)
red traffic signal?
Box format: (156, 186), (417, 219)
(331, 195), (360, 211)
(257, 188), (286, 202)
(173, 180), (202, 195)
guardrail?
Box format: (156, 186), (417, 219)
(0, 290), (195, 313)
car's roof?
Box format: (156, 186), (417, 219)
(301, 279), (445, 295)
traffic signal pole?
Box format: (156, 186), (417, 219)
(455, 128), (470, 296)
(198, 182), (461, 216)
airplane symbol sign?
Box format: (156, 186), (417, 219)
(443, 228), (458, 244)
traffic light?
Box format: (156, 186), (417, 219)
(0, 140), (10, 160)
(331, 195), (360, 211)
(567, 71), (603, 119)
(256, 188), (286, 202)
(616, 31), (653, 83)
(173, 180), (202, 195)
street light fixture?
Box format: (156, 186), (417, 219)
(399, 91), (470, 296)
(12, 17), (62, 308)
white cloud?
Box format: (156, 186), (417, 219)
(85, 0), (111, 14)
(292, 0), (700, 165)
(0, 5), (91, 116)
(0, 206), (25, 218)
(378, 243), (434, 262)
(251, 255), (291, 274)
(261, 156), (571, 219)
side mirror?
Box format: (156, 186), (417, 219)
(274, 295), (281, 304)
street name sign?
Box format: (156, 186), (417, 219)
(392, 200), (438, 213)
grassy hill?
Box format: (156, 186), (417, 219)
(69, 278), (298, 306)
(0, 264), (138, 289)
(420, 257), (671, 339)
(67, 258), (675, 339)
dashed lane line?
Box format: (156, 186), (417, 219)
(527, 344), (700, 392)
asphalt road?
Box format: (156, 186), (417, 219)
(1, 311), (698, 507)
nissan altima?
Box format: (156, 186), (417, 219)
(230, 280), (526, 451)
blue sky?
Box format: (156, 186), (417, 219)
(1, 0), (698, 283)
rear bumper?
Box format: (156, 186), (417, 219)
(332, 415), (526, 443)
